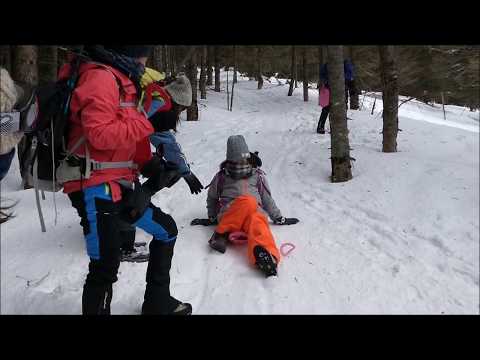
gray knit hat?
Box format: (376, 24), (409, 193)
(164, 74), (192, 107)
(226, 135), (251, 162)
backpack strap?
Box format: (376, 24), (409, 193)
(256, 168), (271, 196)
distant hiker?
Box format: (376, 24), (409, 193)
(119, 71), (204, 263)
(316, 59), (355, 134)
(192, 135), (299, 277)
(60, 45), (191, 315)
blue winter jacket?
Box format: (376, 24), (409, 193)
(149, 131), (191, 176)
(320, 61), (355, 86)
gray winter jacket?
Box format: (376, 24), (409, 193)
(206, 168), (282, 222)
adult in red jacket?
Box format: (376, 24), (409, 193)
(63, 45), (191, 315)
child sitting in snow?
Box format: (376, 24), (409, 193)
(192, 135), (299, 277)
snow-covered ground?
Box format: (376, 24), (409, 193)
(1, 74), (479, 314)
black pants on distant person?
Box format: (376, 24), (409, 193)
(317, 81), (352, 133)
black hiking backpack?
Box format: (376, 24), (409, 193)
(17, 48), (86, 231)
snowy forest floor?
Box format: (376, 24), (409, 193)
(1, 74), (479, 314)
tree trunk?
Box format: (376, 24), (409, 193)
(150, 46), (162, 71)
(170, 46), (176, 76)
(288, 46), (296, 96)
(257, 47), (263, 90)
(328, 46), (352, 183)
(230, 69), (235, 111)
(226, 68), (230, 110)
(186, 50), (198, 121)
(233, 45), (237, 84)
(441, 91), (446, 120)
(0, 45), (11, 73)
(199, 46), (207, 100)
(162, 45), (168, 74)
(317, 46), (323, 89)
(57, 47), (68, 73)
(214, 46), (221, 92)
(378, 45), (399, 153)
(303, 47), (308, 101)
(12, 45), (38, 85)
(348, 46), (360, 110)
(294, 51), (298, 88)
(207, 46), (213, 86)
(38, 45), (58, 85)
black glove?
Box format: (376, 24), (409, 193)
(183, 172), (204, 194)
(122, 182), (154, 222)
(249, 151), (262, 168)
(190, 217), (217, 226)
(274, 216), (299, 225)
(141, 155), (182, 192)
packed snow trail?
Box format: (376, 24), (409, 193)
(1, 75), (478, 314)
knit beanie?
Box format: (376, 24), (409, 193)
(103, 45), (153, 58)
(164, 75), (192, 107)
(226, 135), (251, 162)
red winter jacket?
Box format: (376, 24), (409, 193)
(59, 62), (154, 201)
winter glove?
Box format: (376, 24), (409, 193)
(122, 181), (154, 222)
(141, 155), (182, 192)
(148, 109), (178, 132)
(274, 216), (300, 225)
(140, 67), (166, 88)
(144, 164), (182, 192)
(249, 151), (262, 168)
(190, 217), (217, 226)
(183, 172), (204, 194)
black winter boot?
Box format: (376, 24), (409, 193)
(253, 246), (278, 278)
(82, 282), (113, 315)
(142, 240), (192, 315)
(208, 232), (228, 253)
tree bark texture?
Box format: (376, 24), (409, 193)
(378, 45), (399, 153)
(328, 46), (353, 182)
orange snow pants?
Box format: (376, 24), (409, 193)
(216, 195), (281, 264)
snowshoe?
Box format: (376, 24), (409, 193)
(253, 246), (277, 278)
(120, 248), (149, 263)
(171, 302), (193, 315)
(209, 232), (228, 254)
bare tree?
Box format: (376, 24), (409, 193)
(150, 46), (163, 71)
(162, 45), (168, 73)
(288, 46), (296, 96)
(38, 46), (58, 85)
(257, 47), (264, 90)
(378, 46), (399, 152)
(207, 46), (213, 86)
(186, 48), (199, 121)
(214, 46), (221, 92)
(233, 45), (237, 84)
(317, 46), (324, 89)
(169, 46), (176, 76)
(199, 46), (207, 100)
(303, 47), (308, 101)
(0, 45), (11, 72)
(347, 46), (360, 109)
(328, 46), (353, 182)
